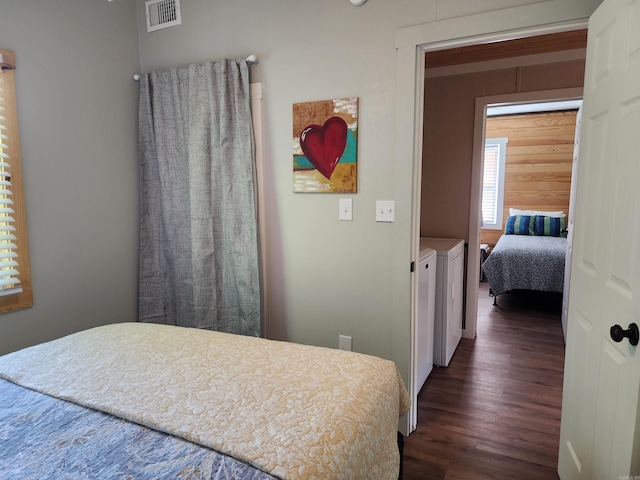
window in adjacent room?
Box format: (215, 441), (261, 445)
(0, 48), (32, 313)
(481, 137), (508, 230)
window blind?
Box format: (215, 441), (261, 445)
(482, 137), (508, 230)
(0, 70), (23, 297)
(482, 143), (500, 225)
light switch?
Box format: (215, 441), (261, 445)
(339, 198), (353, 221)
(376, 200), (395, 222)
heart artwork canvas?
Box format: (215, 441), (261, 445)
(293, 98), (358, 193)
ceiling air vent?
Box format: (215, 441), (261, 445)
(145, 0), (181, 32)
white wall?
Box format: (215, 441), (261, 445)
(136, 0), (567, 365)
(0, 0), (599, 386)
(136, 0), (435, 360)
(0, 0), (140, 355)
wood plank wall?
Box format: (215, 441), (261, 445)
(481, 111), (577, 247)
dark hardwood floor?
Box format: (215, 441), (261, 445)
(402, 282), (565, 480)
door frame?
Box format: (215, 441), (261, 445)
(466, 88), (584, 340)
(396, 2), (600, 435)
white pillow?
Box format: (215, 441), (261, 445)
(509, 208), (566, 218)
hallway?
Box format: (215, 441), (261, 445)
(403, 283), (565, 480)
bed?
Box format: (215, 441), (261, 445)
(481, 211), (567, 305)
(0, 322), (410, 479)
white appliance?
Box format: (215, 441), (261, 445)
(420, 238), (464, 367)
(416, 247), (436, 392)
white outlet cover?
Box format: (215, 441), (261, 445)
(339, 335), (353, 351)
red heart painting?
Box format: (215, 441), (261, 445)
(300, 116), (348, 180)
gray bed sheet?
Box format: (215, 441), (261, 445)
(481, 234), (567, 297)
(0, 378), (278, 480)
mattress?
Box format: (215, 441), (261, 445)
(0, 322), (410, 479)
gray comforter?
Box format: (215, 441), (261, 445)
(481, 234), (567, 297)
(0, 378), (277, 480)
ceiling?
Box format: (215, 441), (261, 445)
(424, 29), (588, 69)
(487, 99), (583, 116)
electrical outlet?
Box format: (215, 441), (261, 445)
(339, 335), (352, 351)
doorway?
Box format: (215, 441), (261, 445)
(403, 20), (593, 435)
(420, 31), (587, 342)
(475, 98), (582, 336)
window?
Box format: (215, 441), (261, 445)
(0, 48), (32, 313)
(482, 137), (508, 230)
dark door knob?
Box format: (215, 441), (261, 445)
(610, 323), (639, 346)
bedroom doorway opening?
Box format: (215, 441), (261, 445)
(420, 29), (588, 344)
(476, 97), (582, 341)
(410, 23), (591, 436)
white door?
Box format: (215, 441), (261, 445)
(561, 105), (582, 342)
(558, 0), (640, 478)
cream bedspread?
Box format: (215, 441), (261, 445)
(0, 323), (410, 479)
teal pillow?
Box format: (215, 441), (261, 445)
(535, 215), (566, 237)
(505, 215), (535, 235)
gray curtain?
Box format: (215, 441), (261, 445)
(138, 59), (260, 336)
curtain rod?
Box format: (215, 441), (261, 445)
(133, 55), (258, 81)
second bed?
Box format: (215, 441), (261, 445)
(481, 234), (567, 304)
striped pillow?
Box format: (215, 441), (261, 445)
(535, 215), (566, 237)
(505, 215), (535, 235)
